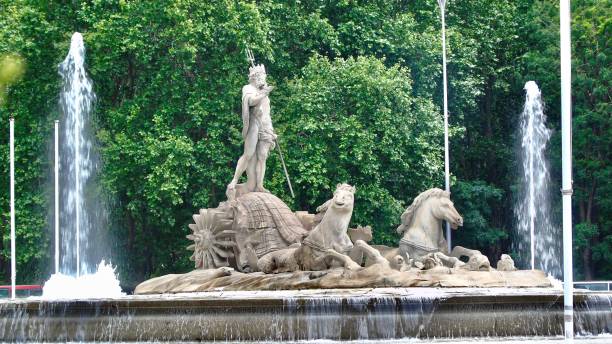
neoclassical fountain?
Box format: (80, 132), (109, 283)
(0, 38), (610, 343)
(134, 52), (546, 294)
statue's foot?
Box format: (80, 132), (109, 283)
(354, 239), (367, 248)
(218, 267), (234, 276)
(226, 182), (238, 201)
(254, 186), (270, 193)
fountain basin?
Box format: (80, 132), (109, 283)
(1, 288), (610, 342)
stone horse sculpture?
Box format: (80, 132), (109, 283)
(397, 188), (463, 260)
(385, 188), (494, 270)
(257, 183), (368, 273)
(372, 188), (466, 269)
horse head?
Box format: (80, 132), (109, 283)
(305, 183), (356, 257)
(329, 183), (355, 213)
(398, 188), (463, 236)
(397, 188), (464, 260)
(431, 195), (463, 229)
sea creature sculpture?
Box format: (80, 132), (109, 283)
(448, 246), (492, 271)
(389, 188), (497, 271)
(369, 188), (464, 269)
(187, 192), (308, 272)
(397, 188), (463, 260)
(257, 184), (369, 273)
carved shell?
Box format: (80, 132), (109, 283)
(186, 208), (235, 269)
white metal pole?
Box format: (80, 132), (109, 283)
(438, 0), (452, 252)
(9, 117), (16, 299)
(560, 0), (574, 339)
(75, 116), (80, 278)
(54, 120), (59, 274)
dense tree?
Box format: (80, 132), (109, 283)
(522, 0), (612, 280)
(0, 0), (70, 283)
(1, 0), (610, 286)
(273, 55), (443, 244)
(81, 0), (273, 284)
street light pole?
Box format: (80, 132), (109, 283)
(560, 0), (574, 339)
(54, 120), (60, 274)
(9, 116), (16, 299)
(438, 0), (452, 252)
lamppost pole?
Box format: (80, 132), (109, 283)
(9, 116), (16, 299)
(54, 120), (60, 274)
(438, 0), (452, 252)
(560, 0), (574, 339)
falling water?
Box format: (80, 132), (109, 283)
(58, 32), (96, 276)
(515, 81), (561, 277)
(1, 289), (611, 341)
(45, 32), (121, 297)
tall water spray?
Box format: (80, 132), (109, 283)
(58, 32), (96, 276)
(43, 32), (122, 298)
(515, 81), (561, 277)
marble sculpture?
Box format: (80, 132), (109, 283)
(135, 51), (550, 294)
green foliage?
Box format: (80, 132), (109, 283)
(81, 0), (272, 284)
(0, 0), (69, 283)
(257, 1), (339, 81)
(451, 180), (507, 256)
(1, 0), (611, 285)
(522, 0), (612, 279)
(273, 56), (443, 245)
(575, 222), (599, 249)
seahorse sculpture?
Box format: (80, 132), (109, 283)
(257, 184), (363, 273)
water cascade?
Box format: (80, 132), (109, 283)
(515, 81), (561, 277)
(43, 32), (121, 298)
(1, 289), (610, 341)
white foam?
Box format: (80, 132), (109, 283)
(524, 80), (541, 99)
(547, 275), (564, 290)
(42, 260), (123, 299)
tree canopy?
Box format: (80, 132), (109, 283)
(1, 0), (610, 286)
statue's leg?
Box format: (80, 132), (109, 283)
(229, 126), (258, 188)
(254, 140), (272, 192)
(433, 252), (464, 268)
(244, 243), (260, 272)
(323, 249), (361, 270)
(348, 246), (364, 266)
(245, 157), (257, 191)
(353, 240), (389, 267)
(257, 251), (277, 274)
(450, 246), (491, 271)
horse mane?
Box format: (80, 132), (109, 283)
(400, 188), (450, 228)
